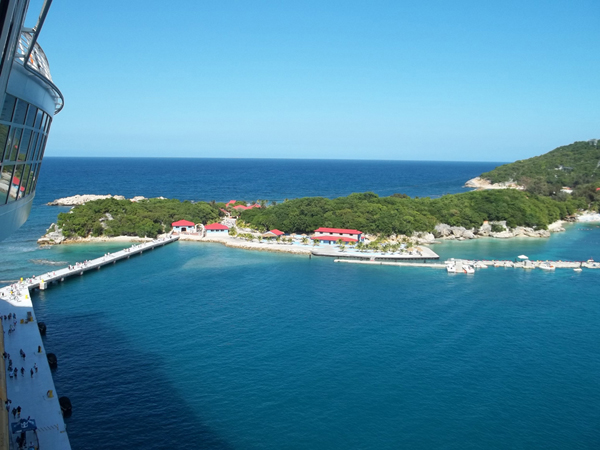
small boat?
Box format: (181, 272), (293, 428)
(463, 265), (475, 274)
(446, 263), (456, 273)
(539, 263), (555, 271)
(474, 262), (487, 269)
(574, 268), (582, 272)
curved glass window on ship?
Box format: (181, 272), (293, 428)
(0, 94), (51, 205)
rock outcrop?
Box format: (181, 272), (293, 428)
(47, 194), (124, 206)
(47, 194), (151, 206)
(37, 223), (66, 245)
(464, 177), (524, 190)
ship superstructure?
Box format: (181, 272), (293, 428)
(0, 0), (63, 241)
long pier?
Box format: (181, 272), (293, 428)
(0, 235), (178, 449)
(21, 235), (179, 291)
(334, 256), (600, 271)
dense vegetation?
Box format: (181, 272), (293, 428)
(481, 140), (600, 194)
(240, 190), (586, 236)
(57, 198), (221, 239)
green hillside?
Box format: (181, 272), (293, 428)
(481, 140), (600, 190)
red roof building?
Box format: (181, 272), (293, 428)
(313, 227), (364, 245)
(263, 229), (285, 238)
(314, 227), (363, 234)
(172, 220), (196, 233)
(172, 220), (195, 227)
(205, 223), (229, 232)
(315, 236), (358, 243)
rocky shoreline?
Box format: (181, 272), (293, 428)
(47, 194), (158, 206)
(464, 177), (524, 190)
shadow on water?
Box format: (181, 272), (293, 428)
(33, 306), (233, 450)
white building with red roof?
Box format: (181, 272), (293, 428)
(313, 227), (364, 244)
(263, 229), (285, 238)
(205, 222), (229, 233)
(172, 220), (196, 233)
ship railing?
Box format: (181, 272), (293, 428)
(14, 30), (64, 114)
(11, 0), (63, 114)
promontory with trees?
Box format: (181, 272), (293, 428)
(43, 140), (600, 242)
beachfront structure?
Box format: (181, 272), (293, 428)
(171, 219), (196, 233)
(233, 204), (261, 211)
(0, 0), (63, 241)
(313, 227), (364, 244)
(263, 229), (284, 238)
(205, 223), (229, 233)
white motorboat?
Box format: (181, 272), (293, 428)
(539, 263), (555, 271)
(446, 263), (456, 273)
(574, 267), (582, 272)
(463, 265), (475, 274)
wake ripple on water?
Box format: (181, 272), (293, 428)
(29, 259), (68, 266)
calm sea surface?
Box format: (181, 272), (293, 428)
(2, 158), (600, 449)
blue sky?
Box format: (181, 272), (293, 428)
(31, 0), (600, 161)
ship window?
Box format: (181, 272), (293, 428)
(20, 163), (31, 196)
(30, 163), (42, 192)
(44, 115), (52, 133)
(0, 124), (8, 161)
(12, 165), (25, 200)
(25, 106), (37, 127)
(6, 127), (21, 161)
(34, 109), (43, 129)
(31, 134), (42, 161)
(18, 129), (31, 161)
(0, 163), (15, 203)
(37, 135), (47, 161)
(0, 94), (15, 122)
(34, 135), (46, 161)
(25, 164), (36, 195)
(41, 113), (48, 132)
(12, 99), (28, 125)
(27, 132), (38, 161)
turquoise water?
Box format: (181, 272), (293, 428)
(2, 158), (600, 448)
(31, 228), (600, 449)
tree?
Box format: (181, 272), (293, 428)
(313, 239), (320, 247)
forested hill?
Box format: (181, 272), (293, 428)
(481, 140), (600, 190)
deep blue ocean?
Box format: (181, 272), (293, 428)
(2, 157), (600, 449)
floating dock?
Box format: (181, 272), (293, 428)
(0, 235), (178, 449)
(314, 246), (439, 262)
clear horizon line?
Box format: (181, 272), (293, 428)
(44, 155), (508, 164)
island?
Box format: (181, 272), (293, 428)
(38, 139), (600, 252)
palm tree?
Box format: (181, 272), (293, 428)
(301, 237), (309, 245)
(313, 239), (320, 247)
(336, 238), (344, 247)
(356, 241), (365, 252)
(339, 243), (346, 252)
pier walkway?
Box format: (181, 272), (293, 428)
(314, 246), (439, 261)
(0, 235), (178, 449)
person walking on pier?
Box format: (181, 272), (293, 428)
(34, 363), (37, 373)
(20, 367), (24, 377)
(16, 406), (21, 417)
(11, 408), (16, 419)
(30, 368), (34, 378)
